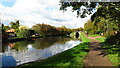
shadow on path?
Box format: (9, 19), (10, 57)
(83, 35), (115, 68)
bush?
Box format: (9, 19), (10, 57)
(105, 33), (120, 45)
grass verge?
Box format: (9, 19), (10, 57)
(80, 32), (90, 43)
(88, 34), (100, 37)
(18, 33), (90, 68)
(102, 43), (119, 67)
(108, 54), (119, 66)
(95, 37), (106, 42)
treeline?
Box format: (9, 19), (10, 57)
(32, 24), (72, 36)
(1, 21), (81, 41)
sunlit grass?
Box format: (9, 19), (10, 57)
(108, 54), (119, 66)
(70, 32), (75, 38)
(103, 43), (119, 67)
(88, 34), (100, 37)
(80, 32), (90, 43)
(95, 37), (106, 42)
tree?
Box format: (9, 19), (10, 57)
(84, 20), (96, 35)
(32, 24), (57, 35)
(16, 26), (33, 38)
(10, 20), (20, 29)
(60, 1), (120, 33)
(59, 1), (120, 45)
(1, 24), (4, 29)
(60, 1), (96, 18)
(3, 26), (10, 30)
(76, 27), (83, 31)
(32, 24), (72, 36)
(2, 29), (8, 42)
(56, 26), (72, 35)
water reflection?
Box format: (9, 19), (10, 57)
(1, 37), (81, 66)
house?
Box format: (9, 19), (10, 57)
(5, 29), (16, 38)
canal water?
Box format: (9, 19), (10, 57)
(1, 37), (81, 67)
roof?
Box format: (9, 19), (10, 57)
(5, 29), (15, 32)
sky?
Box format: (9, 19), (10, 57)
(0, 0), (96, 28)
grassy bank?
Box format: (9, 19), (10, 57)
(88, 34), (100, 37)
(18, 33), (90, 67)
(80, 32), (90, 43)
(95, 37), (106, 42)
(102, 43), (119, 67)
(95, 37), (119, 67)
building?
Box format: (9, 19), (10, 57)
(5, 29), (16, 38)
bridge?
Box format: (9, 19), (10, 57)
(70, 31), (81, 38)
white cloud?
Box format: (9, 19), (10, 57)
(0, 0), (94, 28)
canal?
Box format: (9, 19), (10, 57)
(1, 37), (81, 67)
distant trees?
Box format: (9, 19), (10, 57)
(1, 24), (10, 30)
(2, 21), (72, 39)
(10, 20), (20, 29)
(32, 24), (57, 35)
(32, 24), (72, 36)
(16, 26), (34, 38)
(2, 26), (10, 30)
(56, 26), (72, 35)
(76, 27), (84, 31)
(1, 20), (20, 31)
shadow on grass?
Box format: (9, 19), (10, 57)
(99, 42), (119, 55)
(17, 42), (90, 68)
(100, 42), (119, 67)
(94, 34), (119, 67)
(101, 33), (120, 55)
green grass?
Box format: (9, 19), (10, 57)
(88, 34), (100, 37)
(18, 32), (90, 67)
(70, 32), (75, 38)
(80, 32), (90, 43)
(95, 37), (106, 42)
(102, 43), (119, 67)
(70, 32), (75, 35)
(70, 36), (74, 38)
(108, 54), (119, 66)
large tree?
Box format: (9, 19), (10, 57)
(59, 1), (119, 29)
(59, 1), (120, 44)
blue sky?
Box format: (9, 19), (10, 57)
(0, 0), (16, 7)
(0, 0), (95, 28)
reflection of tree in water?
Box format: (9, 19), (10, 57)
(32, 37), (71, 49)
(2, 37), (72, 52)
(55, 37), (71, 44)
(2, 43), (9, 52)
(11, 40), (34, 52)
